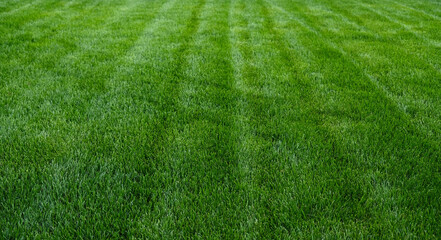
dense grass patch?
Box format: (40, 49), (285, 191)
(1, 0), (440, 238)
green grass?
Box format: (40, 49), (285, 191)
(1, 0), (440, 238)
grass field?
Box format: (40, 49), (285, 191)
(1, 0), (441, 238)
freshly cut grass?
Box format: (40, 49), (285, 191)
(1, 0), (440, 238)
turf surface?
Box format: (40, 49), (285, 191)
(1, 0), (441, 238)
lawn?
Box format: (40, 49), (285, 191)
(1, 0), (440, 238)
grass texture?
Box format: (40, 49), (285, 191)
(1, 0), (441, 238)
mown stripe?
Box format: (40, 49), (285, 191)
(144, 0), (247, 237)
(259, 0), (373, 236)
(121, 0), (212, 237)
(233, 0), (350, 237)
(230, 0), (260, 237)
(161, 0), (244, 236)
